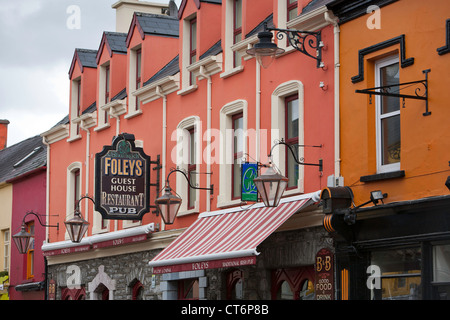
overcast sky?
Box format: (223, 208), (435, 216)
(0, 0), (181, 147)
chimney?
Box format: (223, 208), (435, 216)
(0, 119), (9, 150)
(112, 0), (171, 33)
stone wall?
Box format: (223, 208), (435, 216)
(47, 249), (162, 300)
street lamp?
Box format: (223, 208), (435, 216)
(253, 163), (288, 207)
(12, 212), (59, 254)
(155, 169), (213, 225)
(64, 195), (91, 243)
(246, 22), (324, 69)
(254, 140), (323, 207)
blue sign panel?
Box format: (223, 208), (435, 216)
(241, 163), (258, 202)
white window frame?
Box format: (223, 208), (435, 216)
(68, 77), (82, 141)
(125, 45), (143, 119)
(221, 0), (245, 78)
(179, 14), (199, 95)
(218, 100), (247, 208)
(375, 55), (401, 174)
(66, 162), (83, 241)
(271, 80), (304, 195)
(97, 61), (111, 130)
(175, 116), (201, 216)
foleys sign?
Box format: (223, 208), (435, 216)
(95, 133), (150, 220)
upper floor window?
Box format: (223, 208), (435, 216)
(3, 229), (9, 271)
(285, 94), (299, 189)
(71, 78), (82, 138)
(136, 49), (142, 109)
(190, 18), (197, 85)
(127, 46), (143, 116)
(287, 0), (298, 21)
(233, 0), (243, 67)
(188, 127), (197, 209)
(375, 56), (400, 173)
(232, 113), (244, 199)
(99, 63), (110, 126)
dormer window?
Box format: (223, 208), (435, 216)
(69, 77), (82, 139)
(104, 64), (110, 124)
(189, 18), (197, 85)
(136, 49), (142, 109)
(287, 0), (298, 21)
(233, 0), (242, 67)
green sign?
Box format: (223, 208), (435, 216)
(241, 163), (258, 202)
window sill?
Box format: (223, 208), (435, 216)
(66, 134), (82, 143)
(360, 170), (405, 182)
(220, 65), (244, 79)
(94, 122), (110, 132)
(177, 84), (198, 96)
(124, 109), (143, 120)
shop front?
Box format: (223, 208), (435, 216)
(149, 192), (335, 300)
(323, 192), (450, 300)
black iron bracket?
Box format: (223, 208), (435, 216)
(150, 155), (161, 214)
(269, 139), (323, 172)
(356, 69), (431, 116)
(264, 23), (324, 68)
(165, 168), (214, 193)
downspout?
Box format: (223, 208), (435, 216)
(155, 85), (167, 230)
(324, 11), (341, 180)
(256, 61), (261, 162)
(42, 137), (50, 243)
(199, 66), (212, 212)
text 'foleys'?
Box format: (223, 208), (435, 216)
(103, 158), (143, 176)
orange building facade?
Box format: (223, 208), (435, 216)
(41, 0), (338, 300)
(322, 0), (450, 300)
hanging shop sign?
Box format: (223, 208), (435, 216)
(241, 163), (258, 202)
(315, 247), (334, 300)
(95, 133), (151, 220)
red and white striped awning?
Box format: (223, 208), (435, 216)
(149, 193), (319, 274)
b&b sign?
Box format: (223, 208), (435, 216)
(95, 133), (150, 220)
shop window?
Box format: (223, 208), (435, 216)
(131, 280), (144, 300)
(432, 244), (450, 299)
(61, 286), (86, 300)
(299, 279), (315, 300)
(370, 247), (421, 300)
(375, 56), (401, 173)
(178, 278), (199, 300)
(227, 269), (244, 299)
(278, 281), (294, 300)
(271, 266), (315, 300)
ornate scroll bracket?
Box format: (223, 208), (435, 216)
(356, 69), (431, 116)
